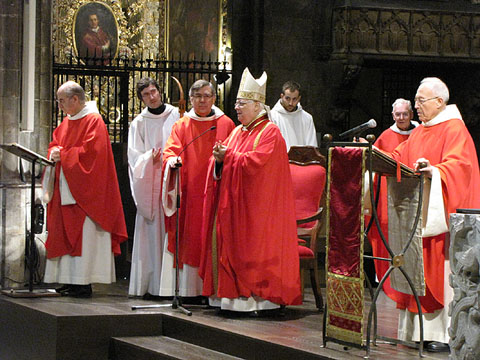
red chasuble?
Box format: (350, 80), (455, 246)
(200, 116), (302, 305)
(391, 118), (480, 313)
(45, 113), (128, 258)
(368, 128), (411, 304)
(163, 114), (235, 267)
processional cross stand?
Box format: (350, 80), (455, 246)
(0, 143), (60, 298)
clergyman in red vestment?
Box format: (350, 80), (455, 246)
(43, 81), (127, 298)
(388, 78), (480, 352)
(161, 80), (235, 299)
(200, 68), (302, 313)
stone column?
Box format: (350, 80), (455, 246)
(448, 212), (480, 360)
(0, 0), (52, 289)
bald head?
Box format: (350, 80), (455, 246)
(58, 81), (86, 103)
(56, 81), (86, 116)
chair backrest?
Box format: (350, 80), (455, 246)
(288, 146), (327, 228)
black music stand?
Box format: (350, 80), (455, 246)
(0, 143), (60, 298)
(132, 161), (192, 315)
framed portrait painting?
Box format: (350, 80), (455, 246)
(73, 1), (119, 60)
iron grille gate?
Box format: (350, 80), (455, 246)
(52, 55), (232, 276)
(52, 55), (233, 144)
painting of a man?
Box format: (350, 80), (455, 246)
(74, 2), (118, 63)
(82, 13), (111, 58)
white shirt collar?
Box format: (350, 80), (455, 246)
(389, 121), (419, 135)
(186, 105), (224, 121)
(68, 101), (100, 120)
(423, 104), (463, 127)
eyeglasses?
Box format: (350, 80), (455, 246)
(234, 100), (254, 108)
(191, 94), (214, 100)
(414, 96), (439, 105)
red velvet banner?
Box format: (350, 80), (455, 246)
(325, 147), (365, 345)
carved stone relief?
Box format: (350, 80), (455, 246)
(449, 213), (480, 360)
(332, 7), (480, 60)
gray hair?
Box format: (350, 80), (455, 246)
(189, 79), (216, 97)
(392, 98), (412, 112)
(419, 77), (449, 103)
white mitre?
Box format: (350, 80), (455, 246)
(237, 67), (267, 104)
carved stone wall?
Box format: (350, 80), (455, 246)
(449, 213), (480, 360)
(332, 6), (480, 61)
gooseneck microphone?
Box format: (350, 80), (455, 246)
(175, 125), (216, 166)
(339, 119), (377, 139)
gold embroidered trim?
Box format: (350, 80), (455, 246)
(326, 325), (364, 346)
(236, 90), (265, 104)
(328, 309), (363, 322)
(327, 272), (364, 282)
(253, 122), (272, 150)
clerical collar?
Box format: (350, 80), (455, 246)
(242, 111), (268, 132)
(91, 27), (99, 33)
(148, 104), (166, 115)
(195, 109), (215, 118)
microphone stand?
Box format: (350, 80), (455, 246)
(132, 160), (192, 316)
(131, 127), (217, 314)
(169, 160), (192, 315)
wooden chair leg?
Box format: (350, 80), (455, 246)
(300, 268), (305, 300)
(309, 267), (324, 311)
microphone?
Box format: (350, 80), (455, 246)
(174, 126), (216, 166)
(339, 119), (377, 139)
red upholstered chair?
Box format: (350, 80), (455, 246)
(288, 146), (327, 311)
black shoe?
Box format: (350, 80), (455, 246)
(181, 296), (208, 305)
(55, 284), (72, 294)
(249, 307), (285, 318)
(142, 293), (173, 301)
(64, 284), (92, 298)
(425, 341), (449, 353)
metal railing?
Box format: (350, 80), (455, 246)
(52, 52), (232, 143)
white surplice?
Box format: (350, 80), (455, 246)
(127, 105), (179, 296)
(270, 100), (318, 150)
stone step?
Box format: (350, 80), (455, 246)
(111, 335), (243, 360)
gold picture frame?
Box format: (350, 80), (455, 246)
(72, 1), (119, 60)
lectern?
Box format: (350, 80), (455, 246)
(0, 143), (59, 297)
(321, 136), (425, 358)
